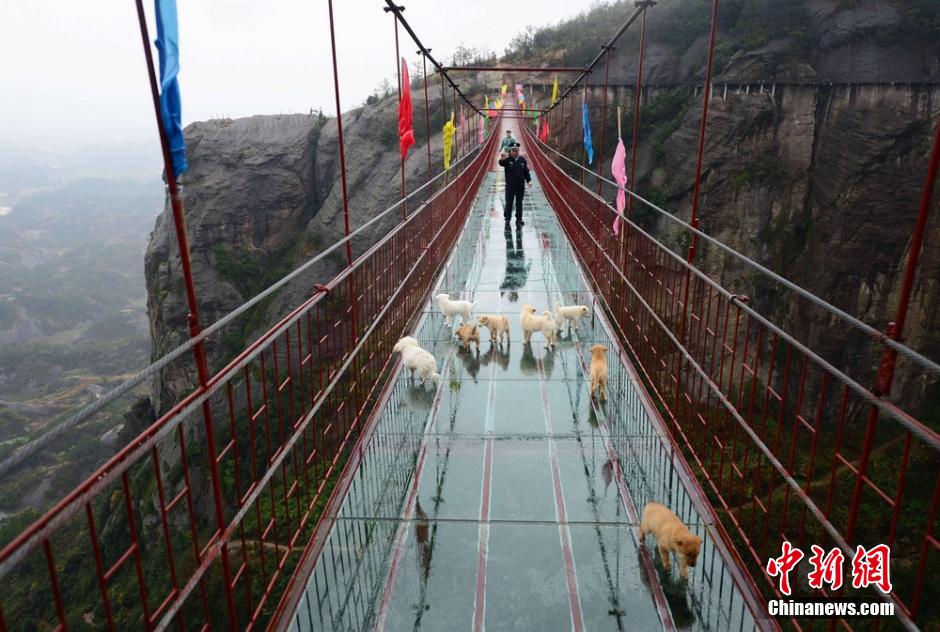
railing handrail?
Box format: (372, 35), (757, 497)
(523, 123), (923, 631)
(0, 129), (495, 582)
(0, 134), (491, 481)
(527, 130), (940, 380)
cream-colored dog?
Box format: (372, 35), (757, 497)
(541, 311), (558, 349)
(477, 315), (510, 344)
(589, 343), (608, 400)
(520, 304), (551, 344)
(434, 293), (475, 326)
(393, 336), (441, 387)
(640, 502), (702, 580)
(555, 302), (590, 331)
(455, 323), (481, 352)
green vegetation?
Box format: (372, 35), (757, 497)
(733, 156), (786, 188)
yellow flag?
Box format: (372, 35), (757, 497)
(501, 84), (507, 96)
(485, 95), (490, 110)
(443, 112), (456, 170)
(551, 76), (558, 105)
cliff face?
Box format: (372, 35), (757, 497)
(144, 0), (938, 415)
(145, 90), (455, 411)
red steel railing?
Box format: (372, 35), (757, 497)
(523, 122), (939, 630)
(0, 128), (498, 632)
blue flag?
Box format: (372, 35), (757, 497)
(155, 0), (188, 177)
(582, 101), (593, 165)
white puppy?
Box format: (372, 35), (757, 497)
(435, 293), (475, 326)
(541, 311), (558, 349)
(393, 337), (441, 386)
(520, 304), (551, 344)
(555, 302), (590, 331)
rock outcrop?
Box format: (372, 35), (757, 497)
(145, 91), (458, 411)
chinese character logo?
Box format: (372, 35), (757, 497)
(766, 541), (804, 596)
(851, 544), (892, 594)
(807, 545), (845, 590)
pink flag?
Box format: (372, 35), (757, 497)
(611, 138), (627, 235)
(478, 115), (484, 144)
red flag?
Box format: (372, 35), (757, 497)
(539, 117), (550, 142)
(398, 58), (415, 159)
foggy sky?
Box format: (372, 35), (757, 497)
(0, 0), (596, 151)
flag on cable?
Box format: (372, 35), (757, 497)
(398, 58), (415, 160)
(154, 0), (187, 177)
(582, 101), (594, 165)
(611, 137), (627, 235)
(443, 112), (456, 170)
(551, 76), (559, 106)
(478, 115), (484, 144)
(539, 116), (550, 142)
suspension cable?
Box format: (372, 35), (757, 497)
(382, 0), (485, 117)
(529, 130), (940, 379)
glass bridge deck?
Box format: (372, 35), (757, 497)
(287, 168), (764, 631)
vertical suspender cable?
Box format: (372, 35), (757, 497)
(422, 52), (432, 183)
(596, 47), (612, 196)
(673, 0), (719, 421)
(393, 13), (407, 219)
(133, 1), (238, 628)
(327, 0), (354, 268)
(846, 120), (940, 549)
(627, 4), (649, 220)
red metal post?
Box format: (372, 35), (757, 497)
(596, 47), (612, 196)
(672, 0), (719, 447)
(327, 0), (354, 268)
(133, 1), (238, 628)
(393, 14), (407, 219)
(422, 52), (432, 182)
(627, 5), (649, 219)
(686, 0), (720, 263)
(846, 118), (940, 544)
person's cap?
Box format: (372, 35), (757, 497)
(510, 143), (520, 150)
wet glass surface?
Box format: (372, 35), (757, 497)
(288, 168), (763, 631)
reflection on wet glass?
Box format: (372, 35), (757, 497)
(289, 172), (762, 632)
(499, 224), (528, 303)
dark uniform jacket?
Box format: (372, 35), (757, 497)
(498, 155), (532, 191)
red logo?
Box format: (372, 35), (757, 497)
(766, 541), (804, 596)
(807, 545), (845, 591)
(851, 544), (892, 594)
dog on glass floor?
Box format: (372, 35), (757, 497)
(640, 502), (702, 580)
(589, 344), (608, 401)
(393, 336), (441, 387)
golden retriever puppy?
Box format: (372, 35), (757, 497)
(455, 323), (481, 352)
(477, 314), (510, 344)
(640, 502), (702, 580)
(520, 304), (551, 344)
(589, 343), (608, 400)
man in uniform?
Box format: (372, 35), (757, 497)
(498, 143), (532, 227)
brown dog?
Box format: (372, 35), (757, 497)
(455, 323), (481, 352)
(477, 314), (510, 344)
(640, 502), (702, 579)
(589, 344), (608, 400)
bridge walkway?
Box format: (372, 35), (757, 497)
(287, 160), (763, 631)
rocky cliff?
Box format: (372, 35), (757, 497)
(144, 88), (465, 411)
(144, 0), (938, 417)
